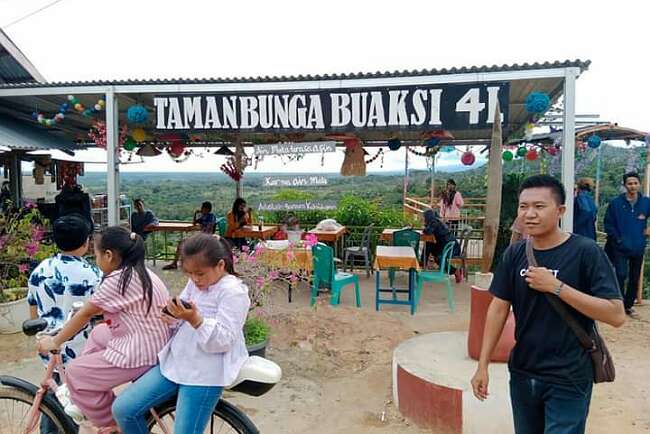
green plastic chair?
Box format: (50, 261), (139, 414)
(416, 241), (456, 312)
(389, 229), (421, 287)
(311, 242), (361, 307)
(216, 217), (227, 236)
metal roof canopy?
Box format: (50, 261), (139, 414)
(0, 113), (85, 151)
(509, 123), (648, 146)
(0, 59), (587, 229)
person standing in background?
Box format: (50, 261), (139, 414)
(573, 178), (598, 241)
(604, 172), (650, 318)
(438, 179), (464, 231)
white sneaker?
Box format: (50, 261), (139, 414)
(55, 384), (86, 424)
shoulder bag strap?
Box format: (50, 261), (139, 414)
(525, 239), (596, 351)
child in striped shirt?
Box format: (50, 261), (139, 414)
(37, 226), (171, 432)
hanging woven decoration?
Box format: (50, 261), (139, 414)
(461, 151), (475, 166)
(587, 134), (602, 149)
(340, 139), (366, 176)
(365, 148), (384, 164)
(167, 142), (186, 158)
(87, 121), (128, 149)
(524, 92), (550, 114)
(220, 159), (243, 181)
(502, 150), (514, 161)
(526, 149), (538, 161)
(387, 138), (401, 151)
(127, 104), (149, 124)
(137, 144), (162, 157)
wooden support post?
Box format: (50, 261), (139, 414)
(481, 102), (503, 272)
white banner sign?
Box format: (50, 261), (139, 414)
(263, 176), (328, 187)
(254, 141), (336, 156)
(257, 200), (337, 211)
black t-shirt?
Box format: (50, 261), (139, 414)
(489, 234), (621, 384)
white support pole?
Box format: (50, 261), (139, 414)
(105, 90), (120, 226)
(561, 68), (578, 232)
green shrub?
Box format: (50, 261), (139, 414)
(244, 317), (270, 346)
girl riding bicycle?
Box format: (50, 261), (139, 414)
(112, 233), (251, 434)
(37, 226), (171, 432)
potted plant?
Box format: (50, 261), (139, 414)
(0, 206), (56, 334)
(235, 239), (314, 356)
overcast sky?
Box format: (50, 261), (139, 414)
(2, 0), (648, 173)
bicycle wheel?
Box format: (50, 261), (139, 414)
(0, 384), (76, 434)
(148, 399), (258, 434)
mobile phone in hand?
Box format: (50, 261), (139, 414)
(161, 298), (192, 318)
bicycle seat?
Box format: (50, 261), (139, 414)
(226, 356), (282, 397)
(23, 319), (48, 336)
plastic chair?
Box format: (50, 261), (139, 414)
(311, 242), (361, 307)
(389, 229), (421, 287)
(416, 240), (456, 312)
(343, 224), (373, 277)
(216, 217), (227, 236)
(453, 225), (473, 281)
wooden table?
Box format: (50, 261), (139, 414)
(147, 222), (199, 265)
(233, 225), (278, 240)
(379, 228), (435, 243)
(374, 246), (421, 315)
(308, 226), (347, 257)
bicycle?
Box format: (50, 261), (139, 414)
(0, 307), (282, 434)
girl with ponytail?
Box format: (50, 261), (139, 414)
(37, 226), (171, 432)
(113, 233), (251, 434)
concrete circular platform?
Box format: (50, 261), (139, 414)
(392, 331), (513, 434)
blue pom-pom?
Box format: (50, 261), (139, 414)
(32, 111), (39, 119)
(425, 137), (440, 148)
(127, 105), (149, 124)
(60, 103), (69, 112)
(387, 138), (401, 151)
(587, 135), (602, 149)
(525, 92), (550, 114)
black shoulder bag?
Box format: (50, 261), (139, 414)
(525, 239), (615, 383)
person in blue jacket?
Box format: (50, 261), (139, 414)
(573, 178), (598, 240)
(604, 171), (650, 317)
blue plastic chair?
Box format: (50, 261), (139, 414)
(416, 241), (456, 312)
(389, 229), (421, 287)
(311, 242), (361, 307)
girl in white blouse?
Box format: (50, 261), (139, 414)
(112, 234), (250, 434)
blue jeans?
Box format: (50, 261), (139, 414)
(112, 365), (223, 434)
(509, 372), (593, 434)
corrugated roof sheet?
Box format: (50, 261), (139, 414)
(0, 114), (83, 151)
(0, 59), (590, 89)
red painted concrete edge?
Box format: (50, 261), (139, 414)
(396, 364), (462, 433)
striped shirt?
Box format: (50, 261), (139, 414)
(90, 268), (170, 369)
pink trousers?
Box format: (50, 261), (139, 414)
(65, 324), (151, 428)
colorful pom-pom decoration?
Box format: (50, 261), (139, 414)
(587, 135), (602, 149)
(123, 137), (137, 151)
(461, 151), (475, 166)
(127, 104), (149, 124)
(387, 138), (401, 151)
(516, 146), (528, 157)
(425, 137), (440, 148)
(168, 142), (186, 158)
(502, 150), (514, 161)
(526, 149), (538, 161)
(440, 145), (455, 153)
(524, 92), (550, 114)
(131, 128), (147, 142)
(547, 146), (559, 156)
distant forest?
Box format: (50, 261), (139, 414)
(77, 143), (647, 222)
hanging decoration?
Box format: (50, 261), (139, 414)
(408, 146), (438, 157)
(32, 96), (105, 127)
(123, 137), (137, 152)
(365, 148), (384, 164)
(440, 145), (455, 153)
(524, 92), (551, 114)
(526, 149), (538, 161)
(87, 121), (128, 148)
(387, 138), (401, 151)
(137, 144), (162, 157)
(127, 104), (149, 124)
(502, 150), (514, 161)
(516, 146), (528, 157)
(546, 146), (559, 156)
(167, 142), (186, 158)
(587, 134), (602, 149)
(461, 151), (475, 166)
(340, 139), (366, 176)
(171, 150), (193, 163)
(424, 137), (440, 148)
(220, 159), (243, 181)
(321, 150), (325, 167)
(131, 128), (147, 143)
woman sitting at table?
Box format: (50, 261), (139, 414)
(422, 208), (462, 283)
(225, 198), (252, 249)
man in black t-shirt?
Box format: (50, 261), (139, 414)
(471, 175), (625, 434)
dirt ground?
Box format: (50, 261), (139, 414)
(2, 267), (649, 433)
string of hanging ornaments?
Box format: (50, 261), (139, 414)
(87, 121), (128, 149)
(33, 95), (105, 127)
(365, 148), (384, 167)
